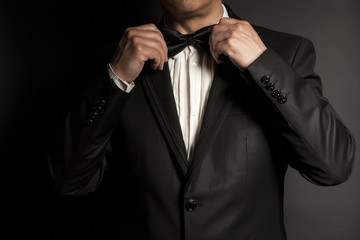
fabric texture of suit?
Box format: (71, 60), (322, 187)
(48, 4), (356, 240)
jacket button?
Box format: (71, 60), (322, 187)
(271, 90), (282, 98)
(265, 82), (275, 91)
(277, 94), (287, 104)
(185, 199), (197, 212)
(84, 119), (94, 127)
(99, 99), (106, 106)
(260, 75), (270, 84)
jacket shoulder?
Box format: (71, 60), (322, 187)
(254, 25), (308, 45)
(253, 25), (314, 63)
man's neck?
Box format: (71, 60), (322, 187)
(163, 2), (223, 34)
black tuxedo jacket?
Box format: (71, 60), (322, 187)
(49, 5), (355, 240)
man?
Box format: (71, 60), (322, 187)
(48, 0), (355, 239)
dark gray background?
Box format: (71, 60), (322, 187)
(223, 1), (360, 239)
(1, 0), (359, 239)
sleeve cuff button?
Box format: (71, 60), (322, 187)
(260, 75), (270, 84)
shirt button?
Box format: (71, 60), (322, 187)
(192, 62), (197, 67)
(185, 198), (197, 212)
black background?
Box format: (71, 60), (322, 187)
(1, 0), (163, 238)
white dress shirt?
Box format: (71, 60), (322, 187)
(109, 4), (229, 160)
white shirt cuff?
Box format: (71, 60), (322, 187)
(107, 63), (135, 93)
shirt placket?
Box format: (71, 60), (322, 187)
(188, 47), (202, 159)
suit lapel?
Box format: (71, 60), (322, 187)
(142, 64), (189, 177)
(185, 4), (243, 177)
(187, 61), (236, 180)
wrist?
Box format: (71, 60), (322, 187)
(107, 64), (135, 93)
(109, 63), (135, 83)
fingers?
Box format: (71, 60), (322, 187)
(124, 24), (168, 65)
(213, 20), (252, 39)
(209, 18), (267, 69)
(218, 18), (266, 50)
(211, 33), (255, 64)
(110, 23), (168, 82)
(210, 23), (253, 63)
(124, 33), (167, 69)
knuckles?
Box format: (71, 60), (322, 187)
(129, 36), (140, 46)
(133, 44), (144, 54)
(147, 23), (157, 29)
(124, 27), (135, 38)
(234, 23), (244, 31)
(234, 22), (251, 32)
(229, 30), (238, 39)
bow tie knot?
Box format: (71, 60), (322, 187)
(159, 20), (215, 58)
(185, 34), (196, 45)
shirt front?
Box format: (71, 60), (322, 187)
(168, 46), (215, 159)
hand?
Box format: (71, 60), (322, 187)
(110, 24), (168, 83)
(209, 18), (267, 70)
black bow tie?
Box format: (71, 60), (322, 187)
(159, 20), (215, 58)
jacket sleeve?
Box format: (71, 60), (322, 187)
(48, 69), (132, 196)
(241, 38), (356, 186)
